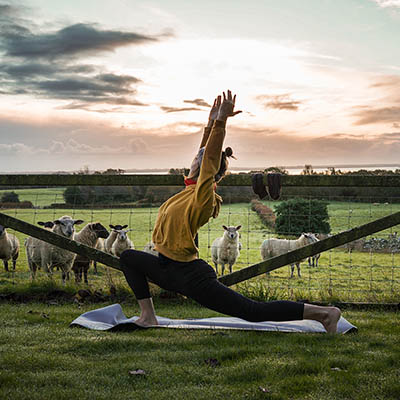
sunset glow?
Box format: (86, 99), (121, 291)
(1, 0), (400, 172)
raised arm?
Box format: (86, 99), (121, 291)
(201, 90), (241, 168)
(199, 96), (221, 148)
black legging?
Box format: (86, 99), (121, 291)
(120, 249), (304, 322)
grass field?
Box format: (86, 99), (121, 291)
(1, 188), (400, 302)
(0, 300), (399, 400)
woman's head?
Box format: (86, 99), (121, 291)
(186, 146), (235, 183)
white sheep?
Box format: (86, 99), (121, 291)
(260, 233), (318, 278)
(211, 225), (241, 276)
(25, 221), (58, 277)
(104, 224), (128, 253)
(143, 241), (158, 256)
(71, 222), (109, 284)
(111, 228), (134, 257)
(0, 224), (20, 271)
(26, 215), (83, 284)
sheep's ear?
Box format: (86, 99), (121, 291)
(236, 225), (242, 231)
(222, 225), (228, 230)
(121, 225), (128, 229)
(53, 220), (61, 225)
(109, 224), (116, 229)
(74, 219), (84, 225)
(37, 221), (45, 226)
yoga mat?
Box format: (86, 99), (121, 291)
(70, 304), (357, 334)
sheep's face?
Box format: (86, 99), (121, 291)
(303, 233), (319, 245)
(54, 217), (84, 238)
(117, 229), (130, 242)
(223, 225), (242, 240)
(0, 225), (5, 237)
(91, 223), (109, 239)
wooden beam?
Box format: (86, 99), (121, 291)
(0, 174), (399, 187)
(219, 211), (400, 286)
(0, 213), (121, 271)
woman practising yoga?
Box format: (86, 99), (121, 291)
(120, 90), (341, 333)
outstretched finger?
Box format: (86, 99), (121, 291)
(222, 91), (226, 102)
(233, 94), (236, 105)
(232, 110), (242, 116)
(227, 90), (232, 101)
(217, 95), (221, 106)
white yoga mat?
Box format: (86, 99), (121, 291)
(70, 304), (357, 334)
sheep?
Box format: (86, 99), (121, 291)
(71, 222), (109, 284)
(211, 225), (241, 276)
(111, 228), (134, 257)
(104, 224), (127, 253)
(143, 241), (158, 256)
(0, 224), (20, 271)
(260, 233), (318, 278)
(26, 215), (83, 284)
(24, 221), (56, 276)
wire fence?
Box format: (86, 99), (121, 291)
(0, 175), (399, 303)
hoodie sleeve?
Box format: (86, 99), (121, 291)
(193, 120), (226, 209)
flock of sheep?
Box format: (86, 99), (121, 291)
(0, 215), (321, 284)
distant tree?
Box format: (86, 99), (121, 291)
(169, 167), (190, 175)
(302, 164), (316, 175)
(274, 198), (330, 236)
(1, 191), (20, 203)
(102, 168), (125, 175)
(264, 166), (288, 175)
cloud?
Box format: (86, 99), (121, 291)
(160, 106), (202, 113)
(0, 22), (160, 60)
(353, 106), (400, 125)
(0, 3), (172, 109)
(256, 94), (302, 111)
(371, 0), (400, 8)
(183, 98), (211, 107)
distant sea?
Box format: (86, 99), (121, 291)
(125, 164), (400, 175)
(3, 164), (400, 175)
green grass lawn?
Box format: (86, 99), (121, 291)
(0, 300), (399, 400)
(1, 189), (400, 303)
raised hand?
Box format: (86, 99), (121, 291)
(207, 96), (221, 127)
(216, 90), (242, 122)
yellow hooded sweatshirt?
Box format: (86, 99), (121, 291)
(152, 120), (225, 262)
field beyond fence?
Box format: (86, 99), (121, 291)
(0, 174), (399, 304)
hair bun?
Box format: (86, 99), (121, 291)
(225, 147), (233, 157)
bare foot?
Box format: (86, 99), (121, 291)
(134, 316), (159, 328)
(321, 307), (341, 334)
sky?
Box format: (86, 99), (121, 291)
(0, 0), (400, 172)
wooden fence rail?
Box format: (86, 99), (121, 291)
(1, 174), (400, 187)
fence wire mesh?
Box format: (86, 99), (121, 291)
(0, 184), (399, 303)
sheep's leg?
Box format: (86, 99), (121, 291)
(229, 263), (233, 274)
(61, 269), (67, 285)
(297, 262), (301, 278)
(93, 261), (98, 275)
(12, 252), (18, 270)
(221, 263), (225, 276)
(308, 257), (312, 267)
(213, 262), (219, 276)
(74, 270), (80, 284)
(29, 260), (37, 280)
(3, 260), (9, 272)
(290, 264), (295, 278)
(84, 268), (88, 285)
